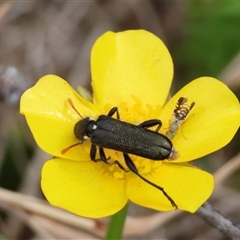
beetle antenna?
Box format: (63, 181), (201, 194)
(67, 98), (83, 119)
(61, 142), (80, 154)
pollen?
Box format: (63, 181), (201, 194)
(102, 149), (127, 173)
(113, 171), (124, 179)
(104, 153), (160, 179)
(104, 160), (125, 179)
(140, 160), (152, 173)
(104, 96), (162, 125)
(138, 157), (163, 174)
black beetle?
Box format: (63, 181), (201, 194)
(62, 98), (179, 209)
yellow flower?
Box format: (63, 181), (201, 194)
(20, 30), (240, 218)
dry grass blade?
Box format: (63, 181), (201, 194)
(0, 1), (12, 22)
(0, 187), (101, 239)
(123, 210), (181, 236)
(220, 52), (240, 90)
(214, 152), (240, 186)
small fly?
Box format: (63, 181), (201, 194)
(166, 96), (195, 139)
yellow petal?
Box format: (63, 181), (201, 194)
(20, 75), (99, 161)
(127, 162), (213, 212)
(161, 77), (240, 162)
(77, 85), (93, 102)
(41, 158), (128, 218)
(91, 30), (173, 112)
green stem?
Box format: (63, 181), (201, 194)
(104, 203), (129, 240)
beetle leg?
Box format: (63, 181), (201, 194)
(99, 147), (110, 163)
(90, 144), (98, 162)
(91, 144), (128, 171)
(107, 107), (120, 119)
(123, 153), (178, 209)
(99, 147), (129, 172)
(138, 119), (162, 132)
(113, 161), (129, 172)
(91, 144), (110, 163)
(123, 153), (139, 173)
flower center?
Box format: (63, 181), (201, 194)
(104, 95), (162, 124)
(102, 153), (164, 180)
(98, 95), (164, 179)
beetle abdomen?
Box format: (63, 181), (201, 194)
(91, 115), (172, 160)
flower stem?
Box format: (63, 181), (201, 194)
(104, 203), (129, 240)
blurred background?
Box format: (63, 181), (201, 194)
(0, 1), (240, 239)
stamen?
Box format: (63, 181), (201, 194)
(67, 98), (83, 118)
